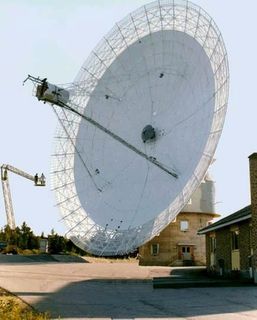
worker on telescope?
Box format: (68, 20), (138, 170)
(41, 78), (48, 95)
(40, 173), (45, 185)
(34, 174), (39, 185)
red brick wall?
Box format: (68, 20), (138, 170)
(239, 221), (251, 274)
(206, 221), (251, 276)
(249, 153), (257, 269)
(215, 227), (231, 274)
(204, 153), (257, 278)
(205, 235), (211, 268)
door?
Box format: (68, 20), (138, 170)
(210, 236), (216, 267)
(231, 230), (240, 270)
(179, 246), (193, 261)
(231, 251), (240, 270)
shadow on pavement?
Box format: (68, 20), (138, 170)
(0, 254), (87, 264)
(169, 267), (208, 278)
(152, 267), (254, 288)
(13, 278), (257, 319)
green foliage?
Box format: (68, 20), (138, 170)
(2, 245), (18, 255)
(0, 223), (39, 253)
(19, 222), (39, 250)
(0, 221), (86, 256)
(0, 288), (49, 320)
(48, 231), (85, 255)
(48, 232), (66, 254)
(65, 239), (87, 255)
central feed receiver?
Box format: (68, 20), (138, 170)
(141, 125), (156, 143)
(29, 0), (229, 256)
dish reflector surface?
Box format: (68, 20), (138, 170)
(52, 0), (229, 255)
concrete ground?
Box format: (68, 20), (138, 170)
(0, 257), (257, 319)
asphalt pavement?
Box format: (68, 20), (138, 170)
(0, 257), (257, 319)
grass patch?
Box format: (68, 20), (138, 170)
(0, 287), (50, 320)
(85, 256), (138, 263)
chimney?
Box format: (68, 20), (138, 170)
(249, 153), (257, 260)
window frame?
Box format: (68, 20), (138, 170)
(209, 236), (216, 253)
(231, 230), (239, 251)
(151, 243), (159, 256)
(180, 220), (189, 232)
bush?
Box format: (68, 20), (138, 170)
(0, 288), (50, 320)
(2, 245), (18, 255)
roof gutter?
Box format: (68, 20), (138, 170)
(198, 214), (252, 235)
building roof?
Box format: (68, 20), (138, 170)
(198, 205), (251, 234)
(249, 153), (257, 160)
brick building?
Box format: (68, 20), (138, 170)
(199, 153), (257, 282)
(139, 173), (219, 266)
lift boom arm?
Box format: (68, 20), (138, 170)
(2, 164), (35, 182)
(1, 164), (45, 229)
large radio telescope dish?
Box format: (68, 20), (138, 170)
(51, 0), (229, 256)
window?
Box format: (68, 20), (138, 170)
(151, 244), (159, 256)
(180, 220), (189, 231)
(231, 230), (239, 250)
(182, 246), (190, 253)
(209, 236), (216, 253)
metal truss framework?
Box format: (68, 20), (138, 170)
(51, 0), (229, 256)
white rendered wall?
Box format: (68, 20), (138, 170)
(183, 173), (215, 214)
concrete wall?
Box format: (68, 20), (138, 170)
(183, 174), (215, 214)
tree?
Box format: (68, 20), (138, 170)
(18, 222), (39, 250)
(48, 232), (66, 254)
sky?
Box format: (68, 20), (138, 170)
(0, 0), (256, 235)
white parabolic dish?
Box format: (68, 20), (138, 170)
(51, 0), (229, 255)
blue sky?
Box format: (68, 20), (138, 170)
(0, 0), (256, 235)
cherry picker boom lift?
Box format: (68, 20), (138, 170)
(1, 164), (45, 229)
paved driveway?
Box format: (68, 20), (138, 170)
(0, 260), (257, 319)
